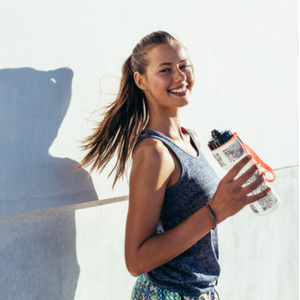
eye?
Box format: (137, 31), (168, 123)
(180, 64), (191, 70)
(160, 68), (171, 73)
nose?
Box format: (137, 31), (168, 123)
(173, 66), (186, 82)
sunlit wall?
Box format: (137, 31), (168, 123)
(0, 0), (298, 299)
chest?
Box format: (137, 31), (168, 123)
(162, 153), (220, 223)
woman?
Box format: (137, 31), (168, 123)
(80, 31), (270, 299)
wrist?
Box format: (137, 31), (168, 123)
(205, 202), (217, 230)
(207, 197), (223, 225)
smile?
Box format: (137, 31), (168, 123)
(169, 86), (188, 95)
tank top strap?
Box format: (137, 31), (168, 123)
(136, 129), (181, 154)
(136, 127), (200, 159)
(182, 127), (201, 156)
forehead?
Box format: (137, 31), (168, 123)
(146, 43), (188, 69)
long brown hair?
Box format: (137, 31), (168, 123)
(79, 31), (179, 187)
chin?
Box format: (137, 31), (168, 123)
(177, 98), (190, 107)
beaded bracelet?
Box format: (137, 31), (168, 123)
(206, 202), (217, 230)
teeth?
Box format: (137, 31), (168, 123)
(170, 86), (187, 93)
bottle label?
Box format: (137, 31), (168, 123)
(211, 136), (280, 215)
(243, 172), (279, 213)
(212, 138), (245, 169)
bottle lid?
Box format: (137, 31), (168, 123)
(208, 129), (233, 150)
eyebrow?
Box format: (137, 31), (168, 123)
(157, 59), (188, 68)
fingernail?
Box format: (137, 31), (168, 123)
(247, 155), (252, 161)
(262, 173), (266, 179)
(256, 163), (261, 169)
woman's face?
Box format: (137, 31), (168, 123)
(137, 42), (195, 110)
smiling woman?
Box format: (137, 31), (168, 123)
(134, 43), (194, 111)
(79, 31), (271, 299)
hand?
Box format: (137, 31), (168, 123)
(209, 155), (271, 224)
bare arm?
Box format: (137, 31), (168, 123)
(125, 138), (214, 276)
(125, 134), (271, 277)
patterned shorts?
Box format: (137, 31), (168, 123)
(130, 274), (220, 300)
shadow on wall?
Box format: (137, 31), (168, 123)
(0, 67), (98, 218)
(0, 206), (81, 300)
(0, 68), (99, 299)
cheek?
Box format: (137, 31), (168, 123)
(152, 76), (170, 90)
(187, 73), (195, 88)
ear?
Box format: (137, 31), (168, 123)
(134, 72), (147, 91)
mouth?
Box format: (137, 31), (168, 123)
(168, 85), (188, 96)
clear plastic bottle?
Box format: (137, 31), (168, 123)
(208, 129), (281, 216)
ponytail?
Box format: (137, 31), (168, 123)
(79, 31), (178, 187)
(79, 55), (149, 187)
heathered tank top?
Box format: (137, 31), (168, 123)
(135, 127), (221, 296)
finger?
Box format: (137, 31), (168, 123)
(245, 186), (272, 205)
(235, 163), (260, 188)
(242, 172), (265, 195)
(226, 155), (252, 181)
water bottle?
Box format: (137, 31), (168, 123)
(208, 129), (281, 216)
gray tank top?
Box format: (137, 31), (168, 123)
(136, 127), (221, 296)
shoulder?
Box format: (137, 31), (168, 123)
(186, 128), (201, 149)
(133, 137), (174, 165)
(131, 137), (175, 189)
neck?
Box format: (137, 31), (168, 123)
(145, 107), (184, 140)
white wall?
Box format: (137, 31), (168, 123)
(0, 0), (298, 299)
(0, 167), (298, 299)
(218, 166), (298, 299)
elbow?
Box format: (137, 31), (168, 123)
(127, 267), (142, 277)
(125, 256), (144, 277)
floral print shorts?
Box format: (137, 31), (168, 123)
(130, 274), (220, 300)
